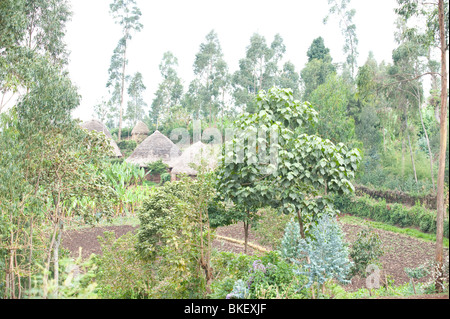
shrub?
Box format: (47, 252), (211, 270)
(349, 227), (384, 277)
(146, 159), (169, 175)
(253, 207), (291, 250)
(280, 219), (303, 262)
(94, 231), (155, 299)
(334, 194), (449, 238)
(294, 215), (353, 290)
(222, 251), (309, 299)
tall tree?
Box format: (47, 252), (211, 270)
(396, 0), (448, 292)
(1, 0), (72, 112)
(107, 0), (143, 141)
(308, 74), (356, 144)
(232, 33), (287, 113)
(125, 71), (147, 126)
(306, 36), (331, 62)
(151, 51), (184, 128)
(301, 37), (336, 101)
(323, 0), (359, 79)
(188, 30), (230, 124)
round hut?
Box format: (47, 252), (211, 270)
(131, 120), (150, 143)
(80, 120), (122, 158)
(170, 141), (219, 181)
(125, 129), (181, 167)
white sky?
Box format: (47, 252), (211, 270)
(66, 0), (399, 122)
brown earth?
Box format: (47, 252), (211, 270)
(61, 220), (449, 299)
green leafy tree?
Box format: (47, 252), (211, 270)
(185, 30), (230, 123)
(308, 74), (356, 144)
(151, 51), (184, 128)
(217, 87), (361, 251)
(306, 36), (331, 62)
(125, 72), (147, 126)
(107, 0), (143, 141)
(1, 0), (72, 112)
(323, 0), (359, 78)
(137, 169), (216, 297)
(300, 37), (336, 101)
(395, 0), (448, 292)
(232, 33), (287, 113)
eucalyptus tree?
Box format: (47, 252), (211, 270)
(323, 0), (359, 79)
(232, 33), (287, 113)
(216, 87), (361, 252)
(395, 0), (448, 292)
(0, 0), (72, 112)
(107, 0), (143, 141)
(187, 30), (230, 123)
(151, 51), (184, 127)
(125, 71), (147, 126)
(308, 74), (356, 145)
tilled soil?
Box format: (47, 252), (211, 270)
(61, 220), (449, 296)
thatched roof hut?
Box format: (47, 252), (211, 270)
(125, 130), (181, 168)
(171, 141), (219, 178)
(131, 121), (150, 143)
(80, 120), (122, 158)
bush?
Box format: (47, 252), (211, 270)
(146, 160), (169, 175)
(334, 194), (449, 238)
(94, 231), (155, 299)
(293, 215), (353, 289)
(280, 219), (303, 262)
(253, 207), (291, 250)
(220, 251), (309, 299)
(349, 227), (384, 277)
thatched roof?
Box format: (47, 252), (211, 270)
(131, 120), (150, 136)
(80, 120), (122, 158)
(171, 141), (219, 176)
(125, 130), (181, 167)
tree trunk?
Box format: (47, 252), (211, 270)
(407, 129), (418, 184)
(53, 222), (62, 298)
(244, 220), (249, 254)
(118, 38), (128, 142)
(435, 0), (448, 293)
(418, 101), (435, 191)
(297, 210), (306, 239)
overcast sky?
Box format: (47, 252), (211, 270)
(66, 0), (399, 122)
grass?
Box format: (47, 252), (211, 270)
(340, 214), (449, 248)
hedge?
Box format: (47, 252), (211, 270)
(333, 194), (449, 239)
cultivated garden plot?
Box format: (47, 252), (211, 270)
(62, 219), (449, 296)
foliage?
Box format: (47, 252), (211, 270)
(116, 139), (137, 157)
(301, 37), (336, 100)
(308, 74), (356, 144)
(349, 227), (384, 277)
(323, 0), (359, 78)
(26, 255), (99, 299)
(136, 170), (216, 297)
(106, 0), (143, 138)
(150, 51), (184, 127)
(334, 194), (449, 238)
(293, 215), (353, 290)
(252, 207), (291, 250)
(185, 30), (230, 123)
(280, 219), (303, 262)
(217, 87), (361, 244)
(146, 159), (169, 176)
(94, 231), (154, 299)
(222, 251), (309, 299)
(125, 72), (147, 126)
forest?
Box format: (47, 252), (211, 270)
(0, 0), (448, 302)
